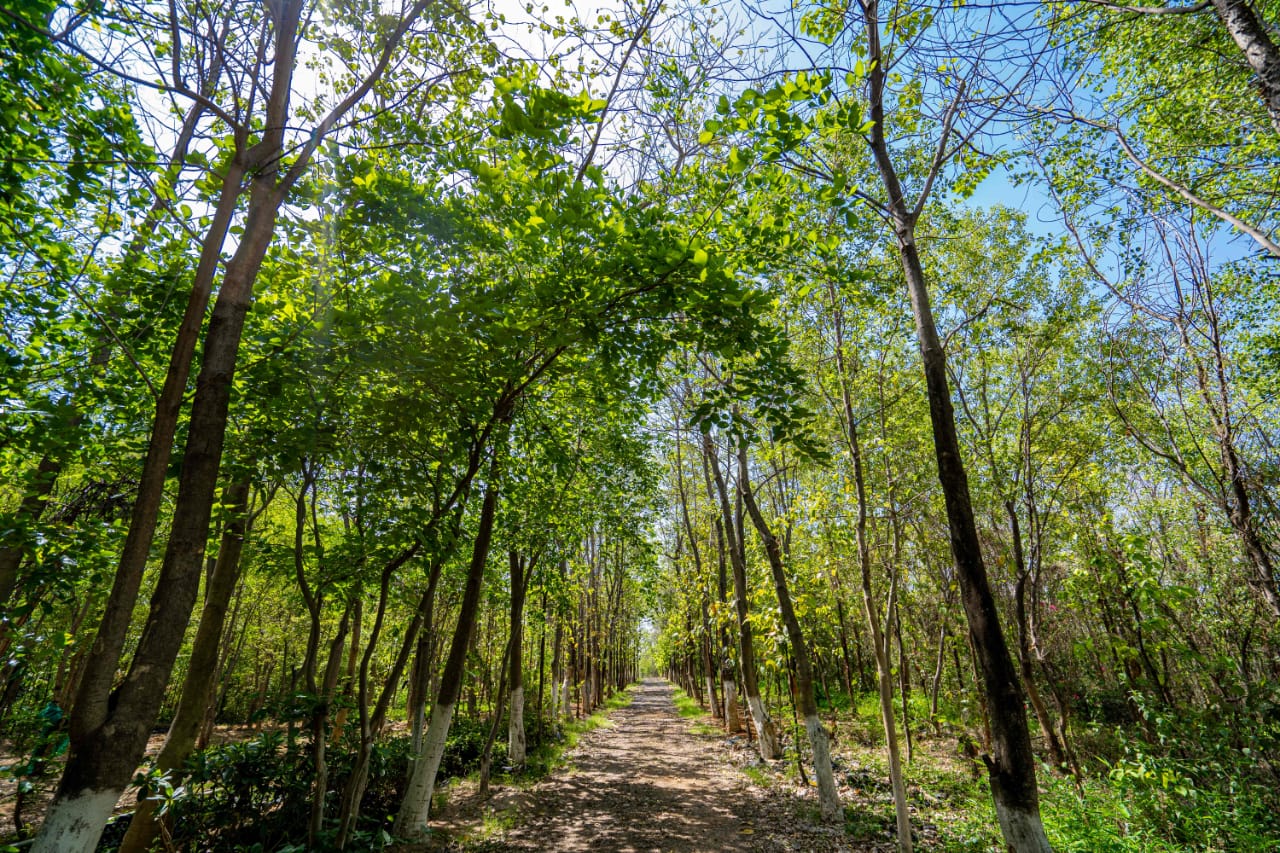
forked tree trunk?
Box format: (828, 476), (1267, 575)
(737, 444), (840, 821)
(332, 540), (424, 848)
(395, 471), (500, 839)
(33, 136), (293, 852)
(703, 435), (781, 760)
(36, 4), (433, 847)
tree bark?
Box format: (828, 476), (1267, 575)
(737, 443), (840, 821)
(1008, 501), (1069, 771)
(394, 467), (500, 839)
(1210, 0), (1280, 135)
(830, 297), (913, 851)
(508, 550), (528, 769)
(34, 145), (288, 852)
(703, 435), (781, 759)
(117, 478), (254, 853)
(855, 15), (1051, 837)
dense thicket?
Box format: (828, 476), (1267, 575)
(1, 0), (1277, 851)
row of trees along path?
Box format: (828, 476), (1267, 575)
(5, 0), (1280, 851)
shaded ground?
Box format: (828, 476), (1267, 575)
(446, 678), (867, 853)
(0, 724), (267, 841)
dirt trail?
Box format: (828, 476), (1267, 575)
(481, 678), (856, 853)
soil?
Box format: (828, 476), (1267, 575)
(430, 678), (882, 853)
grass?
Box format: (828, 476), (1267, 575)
(671, 688), (706, 719)
(741, 763), (771, 788)
(671, 687), (723, 736)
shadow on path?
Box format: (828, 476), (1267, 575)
(493, 678), (758, 852)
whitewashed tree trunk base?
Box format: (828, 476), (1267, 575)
(32, 788), (118, 853)
(723, 679), (740, 731)
(394, 702), (455, 840)
(993, 800), (1055, 852)
(508, 687), (526, 767)
(746, 694), (783, 759)
(805, 713), (842, 821)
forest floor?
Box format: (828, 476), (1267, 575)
(417, 678), (889, 853)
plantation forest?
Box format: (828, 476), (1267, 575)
(2, 0), (1280, 850)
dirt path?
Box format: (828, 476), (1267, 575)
(475, 678), (858, 853)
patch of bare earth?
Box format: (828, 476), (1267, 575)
(431, 678), (877, 853)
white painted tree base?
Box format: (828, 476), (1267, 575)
(394, 702), (455, 839)
(805, 713), (842, 821)
(722, 679), (740, 731)
(508, 687), (526, 767)
(993, 799), (1055, 852)
(32, 787), (118, 853)
(746, 694), (783, 759)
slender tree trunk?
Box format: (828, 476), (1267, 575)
(508, 551), (528, 769)
(480, 636), (512, 795)
(930, 623), (947, 734)
(334, 542), (427, 848)
(305, 591), (355, 847)
(33, 11), (313, 848)
(1008, 502), (1068, 770)
(535, 586), (548, 747)
(829, 289), (913, 848)
(704, 435), (781, 759)
(34, 154), (290, 853)
(851, 0), (1052, 841)
(331, 597), (363, 745)
(549, 615), (564, 729)
(737, 443), (840, 821)
(395, 468), (500, 839)
(867, 178), (1052, 853)
(714, 519), (742, 732)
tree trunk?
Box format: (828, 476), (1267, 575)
(309, 597), (354, 847)
(715, 522), (742, 733)
(334, 541), (428, 849)
(395, 469), (500, 839)
(737, 443), (840, 821)
(117, 478), (253, 853)
(880, 206), (1051, 850)
(856, 31), (1051, 838)
(1008, 502), (1068, 771)
(34, 152), (291, 853)
(508, 551), (528, 769)
(34, 9), (314, 847)
(331, 596), (363, 745)
(1210, 0), (1280, 135)
(703, 435), (781, 759)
